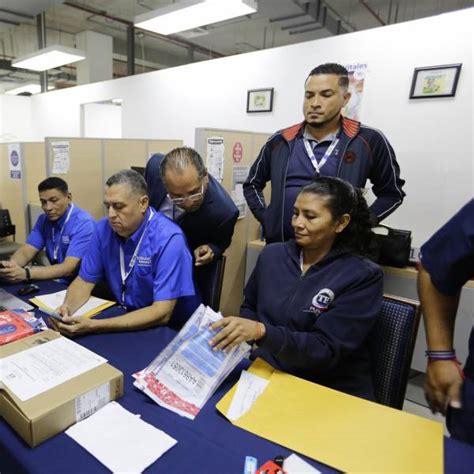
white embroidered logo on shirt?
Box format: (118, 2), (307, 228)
(307, 288), (335, 316)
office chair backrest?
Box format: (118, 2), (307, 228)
(369, 294), (421, 409)
(194, 256), (226, 312)
(0, 209), (15, 239)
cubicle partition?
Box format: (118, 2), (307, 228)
(195, 128), (270, 316)
(0, 138), (182, 245)
(0, 142), (45, 243)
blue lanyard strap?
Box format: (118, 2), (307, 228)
(303, 137), (339, 175)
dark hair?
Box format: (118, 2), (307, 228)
(307, 63), (349, 89)
(106, 169), (148, 196)
(38, 177), (68, 195)
(159, 147), (207, 182)
(298, 177), (376, 257)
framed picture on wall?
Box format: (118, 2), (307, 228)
(409, 63), (462, 99)
(247, 88), (274, 113)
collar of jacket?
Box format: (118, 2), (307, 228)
(285, 238), (351, 270)
(281, 116), (361, 142)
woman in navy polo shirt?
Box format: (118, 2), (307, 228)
(211, 177), (383, 399)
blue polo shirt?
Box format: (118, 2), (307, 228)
(283, 128), (340, 239)
(79, 208), (199, 319)
(420, 199), (474, 377)
(27, 204), (95, 282)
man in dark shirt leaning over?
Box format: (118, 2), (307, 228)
(145, 146), (239, 266)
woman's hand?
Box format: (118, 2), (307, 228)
(209, 316), (265, 353)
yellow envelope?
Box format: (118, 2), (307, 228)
(217, 359), (443, 473)
(31, 297), (115, 319)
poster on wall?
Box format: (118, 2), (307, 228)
(342, 62), (368, 121)
(206, 137), (225, 182)
(8, 143), (22, 180)
(232, 166), (249, 219)
(51, 141), (70, 174)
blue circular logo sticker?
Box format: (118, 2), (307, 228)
(10, 150), (19, 167)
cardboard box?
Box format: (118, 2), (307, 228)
(0, 330), (123, 447)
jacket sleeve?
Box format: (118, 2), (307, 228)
(243, 137), (274, 224)
(239, 263), (259, 321)
(366, 129), (406, 223)
(256, 264), (383, 375)
(207, 208), (239, 258)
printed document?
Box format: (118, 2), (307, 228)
(134, 305), (250, 419)
(31, 290), (114, 318)
(227, 370), (269, 421)
(66, 402), (176, 473)
(0, 337), (107, 401)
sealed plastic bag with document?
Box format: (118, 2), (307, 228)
(134, 305), (250, 419)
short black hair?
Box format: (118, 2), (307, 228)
(307, 63), (349, 89)
(38, 177), (68, 195)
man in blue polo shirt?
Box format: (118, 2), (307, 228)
(418, 199), (474, 445)
(0, 177), (94, 284)
(51, 169), (199, 336)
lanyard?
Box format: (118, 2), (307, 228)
(52, 204), (74, 262)
(119, 209), (154, 306)
(303, 137), (339, 175)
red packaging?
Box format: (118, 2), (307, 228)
(0, 311), (35, 345)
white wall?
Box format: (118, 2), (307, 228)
(81, 103), (122, 138)
(0, 95), (33, 142)
(3, 8), (473, 245)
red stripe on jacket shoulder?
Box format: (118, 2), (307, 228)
(341, 116), (361, 138)
(281, 122), (304, 141)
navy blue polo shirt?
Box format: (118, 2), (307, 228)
(420, 199), (474, 377)
(80, 208), (199, 318)
(283, 128), (340, 239)
(27, 204), (95, 283)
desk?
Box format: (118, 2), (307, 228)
(1, 281), (474, 474)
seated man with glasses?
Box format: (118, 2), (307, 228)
(145, 147), (239, 266)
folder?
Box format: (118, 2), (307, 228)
(30, 290), (115, 319)
(217, 359), (443, 473)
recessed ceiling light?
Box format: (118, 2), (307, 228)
(134, 0), (257, 36)
(12, 45), (86, 72)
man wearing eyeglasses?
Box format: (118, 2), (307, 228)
(145, 147), (238, 266)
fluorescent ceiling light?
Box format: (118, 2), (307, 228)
(134, 0), (257, 35)
(12, 45), (86, 72)
(5, 84), (55, 95)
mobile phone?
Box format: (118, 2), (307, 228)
(17, 284), (40, 296)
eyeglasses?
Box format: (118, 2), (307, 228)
(167, 184), (204, 205)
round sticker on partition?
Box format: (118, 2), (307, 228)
(10, 150), (19, 167)
(311, 288), (335, 311)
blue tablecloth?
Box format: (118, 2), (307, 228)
(1, 281), (473, 473)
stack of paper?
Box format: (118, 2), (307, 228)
(31, 290), (114, 319)
(66, 402), (177, 472)
(134, 305), (250, 419)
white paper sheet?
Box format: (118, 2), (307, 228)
(66, 402), (177, 473)
(227, 370), (269, 421)
(51, 141), (70, 174)
(284, 453), (321, 474)
(0, 337), (107, 401)
(33, 290), (113, 317)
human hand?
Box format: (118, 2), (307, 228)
(49, 309), (95, 337)
(209, 316), (265, 352)
(0, 260), (28, 282)
(424, 360), (463, 415)
(194, 245), (214, 266)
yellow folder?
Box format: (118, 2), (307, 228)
(216, 359), (443, 473)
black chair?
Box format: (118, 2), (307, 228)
(369, 294), (421, 409)
(194, 256), (226, 312)
(0, 210), (15, 240)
